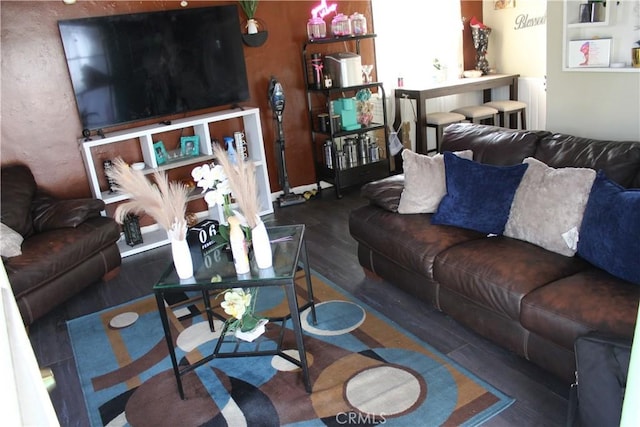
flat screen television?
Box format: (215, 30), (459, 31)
(58, 5), (249, 132)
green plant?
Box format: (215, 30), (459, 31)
(239, 0), (259, 19)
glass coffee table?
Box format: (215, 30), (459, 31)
(153, 224), (316, 399)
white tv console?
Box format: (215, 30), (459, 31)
(79, 107), (273, 257)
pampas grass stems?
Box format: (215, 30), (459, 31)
(107, 158), (190, 238)
(212, 144), (259, 229)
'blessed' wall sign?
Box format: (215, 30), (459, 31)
(514, 13), (546, 30)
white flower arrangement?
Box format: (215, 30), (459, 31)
(191, 163), (233, 217)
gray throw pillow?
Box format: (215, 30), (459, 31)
(1, 222), (23, 258)
(504, 157), (596, 256)
(398, 149), (473, 214)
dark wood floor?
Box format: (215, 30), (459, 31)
(28, 187), (569, 426)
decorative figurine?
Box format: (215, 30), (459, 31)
(470, 16), (491, 75)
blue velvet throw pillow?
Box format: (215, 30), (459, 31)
(432, 152), (528, 235)
(577, 171), (640, 285)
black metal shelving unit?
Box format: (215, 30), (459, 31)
(302, 34), (390, 198)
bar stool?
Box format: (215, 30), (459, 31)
(450, 105), (499, 125)
(425, 112), (465, 154)
(483, 100), (527, 129)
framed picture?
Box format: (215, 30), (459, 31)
(153, 141), (168, 165)
(579, 2), (604, 23)
(568, 39), (611, 68)
(494, 0), (515, 9)
(579, 4), (593, 23)
(180, 136), (200, 157)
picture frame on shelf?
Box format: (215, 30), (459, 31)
(579, 4), (593, 23)
(180, 135), (200, 156)
(578, 2), (604, 23)
(154, 141), (168, 165)
(568, 38), (611, 68)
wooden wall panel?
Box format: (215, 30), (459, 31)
(461, 0), (484, 71)
(0, 0), (375, 199)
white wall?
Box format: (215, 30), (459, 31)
(482, 0), (547, 130)
(372, 0), (466, 150)
(546, 0), (640, 140)
(374, 0), (637, 141)
(372, 0), (463, 91)
(375, 0), (549, 142)
(482, 0), (547, 78)
(0, 264), (59, 426)
(482, 0), (639, 139)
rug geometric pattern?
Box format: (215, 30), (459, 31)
(67, 270), (513, 426)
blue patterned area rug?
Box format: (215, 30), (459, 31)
(67, 270), (514, 426)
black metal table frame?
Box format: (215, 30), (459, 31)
(154, 227), (317, 400)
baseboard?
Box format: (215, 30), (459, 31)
(269, 181), (333, 202)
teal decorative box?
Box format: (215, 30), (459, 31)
(332, 98), (360, 131)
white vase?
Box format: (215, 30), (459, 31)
(169, 235), (193, 279)
(229, 216), (250, 275)
(252, 218), (273, 269)
(246, 18), (259, 34)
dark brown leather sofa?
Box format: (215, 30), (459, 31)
(349, 123), (640, 383)
(1, 164), (122, 326)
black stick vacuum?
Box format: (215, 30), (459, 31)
(268, 76), (306, 208)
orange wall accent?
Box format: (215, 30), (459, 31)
(461, 0), (483, 71)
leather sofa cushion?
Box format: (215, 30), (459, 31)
(521, 269), (640, 350)
(360, 174), (404, 212)
(440, 123), (548, 166)
(4, 216), (121, 298)
(349, 205), (484, 280)
(535, 134), (640, 188)
(433, 237), (590, 321)
(1, 165), (36, 237)
(32, 196), (105, 232)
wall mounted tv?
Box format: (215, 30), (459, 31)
(58, 5), (249, 132)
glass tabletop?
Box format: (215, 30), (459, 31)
(153, 224), (305, 291)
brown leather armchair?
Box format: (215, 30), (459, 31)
(1, 164), (122, 325)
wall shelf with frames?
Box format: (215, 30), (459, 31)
(79, 107), (273, 257)
(562, 0), (640, 72)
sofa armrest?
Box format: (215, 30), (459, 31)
(360, 174), (405, 213)
(1, 164), (37, 237)
(32, 193), (105, 232)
